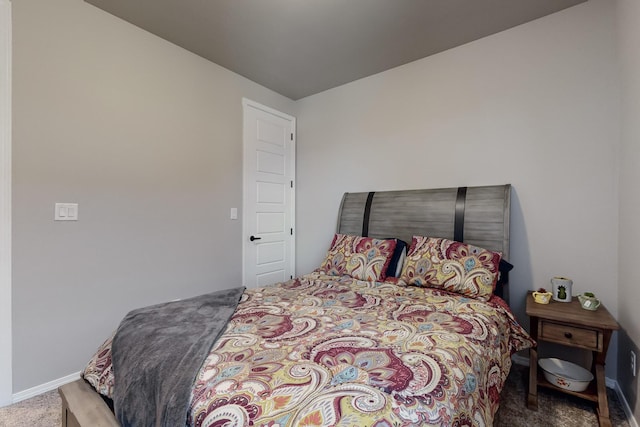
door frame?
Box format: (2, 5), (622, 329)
(241, 98), (296, 287)
(0, 0), (12, 406)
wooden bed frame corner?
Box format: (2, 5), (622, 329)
(59, 379), (119, 427)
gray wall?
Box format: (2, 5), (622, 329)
(616, 0), (640, 421)
(295, 0), (621, 376)
(12, 0), (295, 392)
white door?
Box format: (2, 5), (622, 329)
(242, 99), (295, 288)
(0, 0), (12, 407)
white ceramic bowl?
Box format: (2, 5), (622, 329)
(538, 358), (594, 392)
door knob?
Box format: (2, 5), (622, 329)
(250, 235), (262, 241)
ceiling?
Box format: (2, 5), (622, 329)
(84, 0), (587, 100)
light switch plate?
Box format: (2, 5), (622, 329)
(55, 203), (78, 221)
(230, 208), (238, 220)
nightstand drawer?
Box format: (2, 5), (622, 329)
(539, 321), (601, 351)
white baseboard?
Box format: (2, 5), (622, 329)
(612, 379), (639, 427)
(12, 371), (80, 404)
(510, 355), (638, 427)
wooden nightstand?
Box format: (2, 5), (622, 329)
(526, 294), (619, 427)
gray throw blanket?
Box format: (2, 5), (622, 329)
(111, 286), (245, 427)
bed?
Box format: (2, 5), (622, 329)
(59, 184), (534, 427)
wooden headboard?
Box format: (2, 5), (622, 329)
(336, 184), (512, 300)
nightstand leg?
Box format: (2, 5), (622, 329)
(594, 364), (613, 427)
(597, 414), (612, 427)
(595, 330), (613, 427)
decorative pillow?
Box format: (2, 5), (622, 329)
(399, 236), (501, 301)
(385, 239), (408, 278)
(317, 234), (397, 281)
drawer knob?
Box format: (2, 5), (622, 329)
(564, 332), (573, 339)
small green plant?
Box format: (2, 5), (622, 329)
(583, 292), (595, 298)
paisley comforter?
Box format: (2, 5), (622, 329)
(83, 273), (534, 427)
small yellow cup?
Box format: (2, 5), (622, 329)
(533, 291), (552, 304)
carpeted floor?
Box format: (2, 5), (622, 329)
(0, 364), (631, 426)
(0, 389), (60, 427)
(495, 364), (630, 427)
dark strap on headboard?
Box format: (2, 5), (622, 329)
(454, 187), (467, 242)
(361, 192), (375, 236)
(362, 187), (469, 241)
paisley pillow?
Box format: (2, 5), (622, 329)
(317, 234), (397, 281)
(398, 236), (501, 301)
